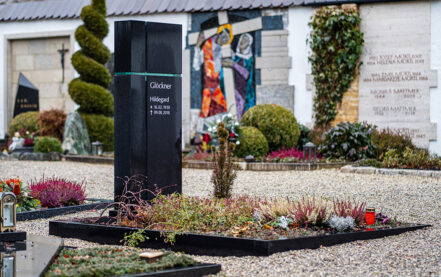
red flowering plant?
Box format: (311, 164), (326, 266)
(265, 147), (322, 163)
(0, 178), (40, 212)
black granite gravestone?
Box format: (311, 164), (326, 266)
(114, 21), (182, 201)
(13, 73), (39, 118)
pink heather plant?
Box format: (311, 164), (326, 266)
(29, 177), (86, 208)
(292, 197), (330, 227)
(332, 198), (366, 225)
(267, 147), (304, 160)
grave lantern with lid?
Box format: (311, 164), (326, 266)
(0, 193), (16, 232)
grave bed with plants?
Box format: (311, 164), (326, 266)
(49, 185), (430, 256)
(44, 246), (221, 277)
(2, 177), (111, 221)
(51, 123), (430, 256)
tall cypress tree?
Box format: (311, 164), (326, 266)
(69, 0), (114, 151)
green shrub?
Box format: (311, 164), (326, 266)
(38, 109), (67, 141)
(235, 126), (269, 158)
(33, 136), (63, 153)
(357, 159), (382, 168)
(383, 147), (441, 170)
(69, 0), (114, 150)
(8, 111), (39, 135)
(240, 104), (300, 151)
(372, 129), (415, 160)
(81, 113), (114, 151)
(319, 121), (376, 161)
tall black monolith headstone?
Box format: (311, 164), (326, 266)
(114, 21), (182, 201)
(13, 73), (39, 118)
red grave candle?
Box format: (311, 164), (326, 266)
(365, 207), (375, 225)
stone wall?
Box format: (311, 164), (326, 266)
(331, 75), (359, 126)
(9, 36), (75, 121)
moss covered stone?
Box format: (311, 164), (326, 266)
(235, 126), (269, 158)
(8, 111), (40, 135)
(241, 104), (300, 151)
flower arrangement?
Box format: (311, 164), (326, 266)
(0, 178), (40, 212)
(29, 177), (86, 208)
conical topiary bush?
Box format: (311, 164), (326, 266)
(68, 0), (114, 151)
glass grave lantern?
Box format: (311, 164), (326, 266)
(91, 141), (103, 156)
(303, 142), (317, 163)
(0, 193), (16, 232)
(0, 252), (15, 277)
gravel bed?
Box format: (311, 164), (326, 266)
(1, 161), (440, 276)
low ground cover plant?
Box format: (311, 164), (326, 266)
(382, 147), (441, 170)
(29, 177), (86, 208)
(45, 247), (197, 277)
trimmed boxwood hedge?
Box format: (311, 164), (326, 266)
(68, 0), (114, 151)
(8, 111), (40, 135)
(235, 126), (269, 158)
(241, 104), (300, 151)
(81, 113), (114, 151)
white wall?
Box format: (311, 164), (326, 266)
(0, 13), (188, 139)
(288, 6), (314, 126)
(430, 0), (441, 154)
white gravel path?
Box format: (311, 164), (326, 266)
(1, 161), (439, 276)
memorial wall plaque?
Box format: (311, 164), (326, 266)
(13, 73), (39, 118)
(114, 21), (182, 201)
(359, 2), (436, 148)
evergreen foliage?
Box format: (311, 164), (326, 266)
(8, 111), (39, 135)
(241, 104), (300, 151)
(68, 0), (114, 151)
(309, 6), (364, 128)
(235, 126), (269, 158)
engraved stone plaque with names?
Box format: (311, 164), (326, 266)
(359, 2), (437, 148)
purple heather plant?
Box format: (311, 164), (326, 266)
(29, 176), (86, 208)
(375, 212), (391, 224)
(332, 198), (366, 225)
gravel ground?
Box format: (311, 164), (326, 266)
(1, 161), (440, 276)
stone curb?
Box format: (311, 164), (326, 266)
(183, 161), (351, 171)
(340, 165), (441, 178)
(26, 154), (351, 172)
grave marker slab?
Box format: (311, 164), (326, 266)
(114, 21), (182, 200)
(13, 73), (39, 118)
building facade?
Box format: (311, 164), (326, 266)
(1, 0), (441, 153)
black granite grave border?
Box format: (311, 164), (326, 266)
(119, 263), (221, 277)
(0, 231), (26, 242)
(49, 220), (430, 256)
(18, 199), (112, 221)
